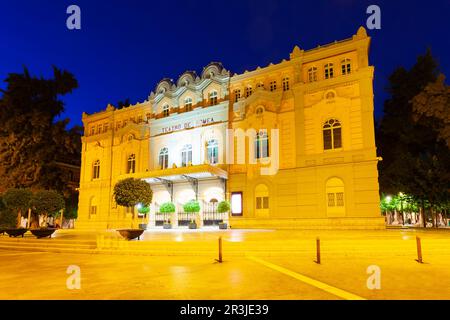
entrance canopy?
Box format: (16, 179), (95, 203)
(134, 164), (228, 184)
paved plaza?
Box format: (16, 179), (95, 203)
(0, 228), (450, 300)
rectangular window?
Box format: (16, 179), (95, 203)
(90, 127), (95, 136)
(234, 89), (241, 102)
(336, 192), (344, 206)
(327, 193), (335, 207)
(231, 192), (243, 216)
(256, 197), (262, 209)
(323, 130), (332, 150)
(333, 128), (342, 149)
(103, 123), (108, 133)
(262, 197), (269, 209)
(269, 81), (277, 92)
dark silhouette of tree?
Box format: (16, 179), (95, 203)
(0, 67), (81, 194)
(377, 50), (450, 226)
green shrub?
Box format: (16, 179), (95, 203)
(159, 202), (175, 213)
(217, 200), (231, 214)
(138, 205), (150, 214)
(183, 200), (201, 213)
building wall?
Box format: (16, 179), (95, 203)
(77, 27), (383, 230)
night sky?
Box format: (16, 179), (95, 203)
(1, 0), (449, 127)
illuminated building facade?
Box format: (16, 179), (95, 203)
(77, 27), (384, 230)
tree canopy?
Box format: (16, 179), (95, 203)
(30, 190), (65, 217)
(113, 178), (153, 208)
(0, 67), (81, 193)
(377, 50), (450, 224)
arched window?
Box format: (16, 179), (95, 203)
(209, 91), (218, 106)
(207, 139), (219, 164)
(245, 86), (252, 98)
(255, 130), (269, 159)
(162, 104), (170, 117)
(184, 97), (193, 111)
(341, 59), (351, 75)
(159, 148), (169, 169)
(308, 67), (318, 82)
(326, 177), (345, 216)
(181, 144), (192, 167)
(127, 154), (136, 174)
(92, 160), (100, 180)
(256, 106), (264, 116)
(256, 82), (264, 89)
(323, 119), (342, 150)
(324, 63), (334, 79)
(282, 77), (290, 91)
(234, 89), (241, 103)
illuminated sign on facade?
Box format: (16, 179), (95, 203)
(161, 118), (216, 134)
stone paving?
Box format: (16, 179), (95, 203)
(0, 228), (449, 299)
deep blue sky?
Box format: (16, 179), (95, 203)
(1, 0), (449, 127)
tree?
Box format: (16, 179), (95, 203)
(113, 178), (153, 214)
(411, 74), (450, 148)
(30, 190), (65, 227)
(377, 50), (450, 227)
(2, 188), (33, 228)
(0, 67), (81, 194)
(217, 200), (231, 214)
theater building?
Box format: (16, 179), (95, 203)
(76, 26), (384, 230)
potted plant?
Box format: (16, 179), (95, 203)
(2, 188), (33, 237)
(217, 200), (231, 229)
(160, 202), (175, 229)
(183, 200), (201, 229)
(114, 178), (153, 240)
(29, 190), (65, 238)
(138, 205), (150, 230)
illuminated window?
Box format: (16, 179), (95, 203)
(323, 119), (342, 150)
(209, 91), (218, 105)
(308, 67), (318, 82)
(181, 144), (192, 167)
(245, 86), (252, 98)
(162, 104), (170, 117)
(127, 154), (136, 174)
(92, 160), (100, 180)
(231, 192), (243, 216)
(255, 130), (269, 159)
(282, 77), (290, 91)
(184, 97), (193, 111)
(207, 139), (219, 164)
(234, 89), (241, 102)
(159, 147), (169, 169)
(341, 59), (351, 75)
(324, 63), (334, 79)
(269, 81), (277, 92)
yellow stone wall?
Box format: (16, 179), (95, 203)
(77, 27), (384, 230)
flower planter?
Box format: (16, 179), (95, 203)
(219, 222), (228, 230)
(30, 228), (57, 239)
(163, 223), (172, 229)
(138, 223), (148, 230)
(5, 228), (28, 238)
(117, 229), (144, 240)
(188, 222), (197, 229)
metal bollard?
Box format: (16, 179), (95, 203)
(416, 236), (423, 263)
(315, 237), (321, 264)
(216, 237), (223, 263)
